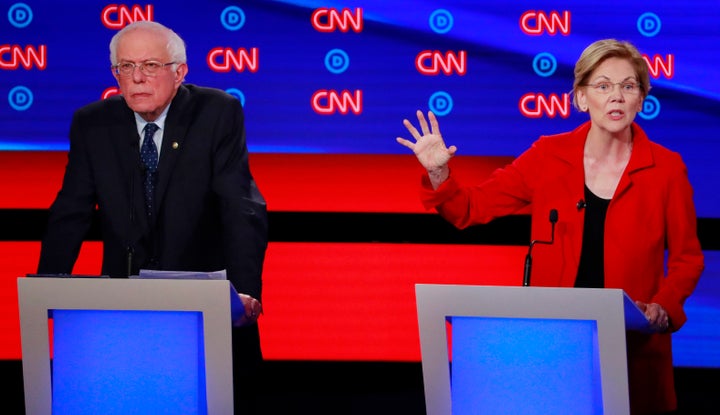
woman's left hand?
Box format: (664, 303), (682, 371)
(635, 300), (670, 332)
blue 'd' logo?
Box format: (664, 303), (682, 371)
(429, 9), (453, 34)
(637, 12), (661, 37)
(325, 49), (350, 74)
(8, 3), (33, 28)
(533, 53), (557, 77)
(429, 91), (453, 116)
(221, 6), (246, 31)
(9, 86), (33, 111)
(637, 95), (660, 120)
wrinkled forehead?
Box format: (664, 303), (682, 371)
(588, 57), (638, 80)
(117, 28), (170, 61)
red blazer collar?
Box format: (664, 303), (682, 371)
(553, 120), (655, 172)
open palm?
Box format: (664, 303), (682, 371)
(396, 110), (457, 171)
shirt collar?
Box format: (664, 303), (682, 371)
(134, 104), (171, 136)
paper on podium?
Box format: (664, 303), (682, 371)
(131, 269), (244, 324)
(133, 269), (228, 280)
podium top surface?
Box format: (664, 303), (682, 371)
(18, 277), (243, 317)
(415, 284), (649, 331)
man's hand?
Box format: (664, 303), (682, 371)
(234, 293), (263, 326)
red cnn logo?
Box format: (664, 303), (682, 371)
(0, 45), (46, 70)
(311, 90), (363, 115)
(520, 11), (571, 36)
(102, 87), (121, 99)
(643, 54), (674, 79)
(207, 47), (259, 73)
(416, 51), (467, 76)
(519, 93), (571, 118)
(311, 8), (363, 33)
(101, 4), (154, 30)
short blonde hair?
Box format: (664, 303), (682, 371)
(572, 39), (650, 111)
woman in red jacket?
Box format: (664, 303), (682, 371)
(397, 39), (704, 415)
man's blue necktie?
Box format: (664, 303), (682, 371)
(140, 123), (159, 218)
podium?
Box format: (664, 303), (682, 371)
(415, 284), (650, 415)
(17, 277), (243, 415)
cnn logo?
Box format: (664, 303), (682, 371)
(101, 4), (153, 29)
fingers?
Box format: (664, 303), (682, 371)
(395, 137), (415, 150)
(428, 111), (440, 136)
(397, 110), (444, 155)
(642, 302), (670, 332)
(248, 297), (263, 318)
(402, 118), (422, 141)
(239, 294), (263, 319)
(645, 303), (663, 320)
(233, 295), (263, 327)
(400, 110), (438, 140)
(417, 110), (431, 135)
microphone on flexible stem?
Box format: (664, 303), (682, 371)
(522, 209), (558, 287)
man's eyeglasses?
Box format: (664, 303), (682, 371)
(585, 81), (641, 95)
(113, 61), (176, 77)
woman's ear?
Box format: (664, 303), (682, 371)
(576, 89), (588, 112)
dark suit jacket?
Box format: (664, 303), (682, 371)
(38, 84), (268, 301)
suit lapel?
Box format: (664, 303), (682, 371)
(110, 101), (151, 231)
(94, 97), (152, 256)
(548, 122), (590, 282)
(614, 123), (654, 200)
(155, 85), (191, 212)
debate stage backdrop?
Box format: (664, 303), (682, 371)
(1, 0), (719, 368)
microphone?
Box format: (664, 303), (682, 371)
(522, 209), (558, 287)
(577, 199), (586, 210)
(127, 139), (142, 277)
(126, 246), (134, 277)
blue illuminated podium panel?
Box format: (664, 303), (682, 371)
(17, 277), (242, 415)
(415, 284), (649, 415)
(451, 317), (601, 415)
(51, 309), (206, 415)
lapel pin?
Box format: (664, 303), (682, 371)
(172, 141), (179, 150)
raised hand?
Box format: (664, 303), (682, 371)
(396, 110), (457, 188)
(397, 110), (457, 169)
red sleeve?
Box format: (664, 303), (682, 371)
(652, 154), (704, 330)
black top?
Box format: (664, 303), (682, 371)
(575, 185), (610, 288)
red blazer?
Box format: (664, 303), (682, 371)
(421, 121), (704, 414)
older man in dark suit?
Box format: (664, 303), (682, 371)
(37, 20), (268, 414)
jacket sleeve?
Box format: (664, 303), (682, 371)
(37, 111), (96, 274)
(212, 98), (268, 300)
(419, 138), (550, 229)
(652, 154), (704, 330)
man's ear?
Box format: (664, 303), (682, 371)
(174, 63), (188, 84)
